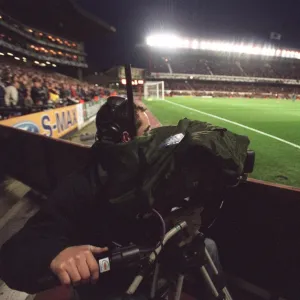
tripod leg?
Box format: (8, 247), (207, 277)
(223, 288), (233, 300)
(204, 248), (233, 300)
(174, 274), (185, 300)
(150, 263), (160, 299)
(167, 274), (184, 300)
(200, 266), (221, 298)
(205, 247), (219, 275)
(126, 275), (143, 295)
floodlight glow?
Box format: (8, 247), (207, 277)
(282, 50), (287, 57)
(183, 39), (190, 48)
(146, 34), (182, 48)
(34, 61), (39, 64)
(52, 64), (57, 67)
(146, 33), (300, 60)
(0, 52), (4, 56)
(191, 40), (199, 49)
(46, 61), (51, 65)
(14, 57), (20, 60)
(7, 53), (13, 56)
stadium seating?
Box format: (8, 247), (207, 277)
(0, 60), (109, 120)
(0, 9), (81, 52)
(0, 27), (84, 64)
(150, 53), (300, 80)
(0, 9), (88, 70)
(146, 50), (300, 98)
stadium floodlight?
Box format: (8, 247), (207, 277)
(7, 53), (13, 56)
(183, 39), (190, 48)
(275, 49), (281, 57)
(191, 40), (199, 49)
(282, 50), (287, 58)
(52, 64), (57, 67)
(46, 61), (51, 65)
(34, 61), (40, 65)
(0, 52), (4, 56)
(146, 33), (300, 60)
(146, 34), (182, 49)
(14, 57), (20, 60)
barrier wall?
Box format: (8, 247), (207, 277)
(0, 100), (105, 139)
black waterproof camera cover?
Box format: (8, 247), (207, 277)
(94, 118), (250, 217)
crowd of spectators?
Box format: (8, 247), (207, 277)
(165, 80), (300, 99)
(0, 62), (107, 110)
(150, 55), (300, 80)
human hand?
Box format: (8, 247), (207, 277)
(50, 245), (108, 286)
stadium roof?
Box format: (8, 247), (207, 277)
(0, 0), (116, 42)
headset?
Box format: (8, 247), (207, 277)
(95, 96), (132, 143)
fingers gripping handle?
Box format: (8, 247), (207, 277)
(37, 245), (140, 290)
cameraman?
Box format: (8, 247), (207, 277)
(0, 96), (220, 300)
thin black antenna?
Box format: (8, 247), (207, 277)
(125, 64), (137, 138)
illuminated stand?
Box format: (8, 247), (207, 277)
(145, 34), (300, 59)
(144, 81), (165, 100)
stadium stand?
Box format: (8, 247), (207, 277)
(0, 9), (87, 69)
(149, 53), (300, 79)
(0, 0), (116, 41)
(0, 60), (110, 120)
(1, 61), (105, 103)
(0, 2), (115, 120)
(163, 80), (300, 98)
(144, 43), (300, 98)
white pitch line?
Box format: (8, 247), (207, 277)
(164, 99), (300, 150)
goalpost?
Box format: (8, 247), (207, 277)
(144, 81), (165, 100)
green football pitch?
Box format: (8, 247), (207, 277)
(146, 97), (300, 188)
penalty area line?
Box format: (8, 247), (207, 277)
(164, 99), (300, 150)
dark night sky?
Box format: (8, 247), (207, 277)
(78, 0), (300, 70)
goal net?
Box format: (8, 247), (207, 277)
(144, 81), (165, 100)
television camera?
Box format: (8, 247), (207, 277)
(38, 142), (254, 300)
(98, 149), (254, 300)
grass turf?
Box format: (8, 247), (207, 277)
(146, 97), (300, 188)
